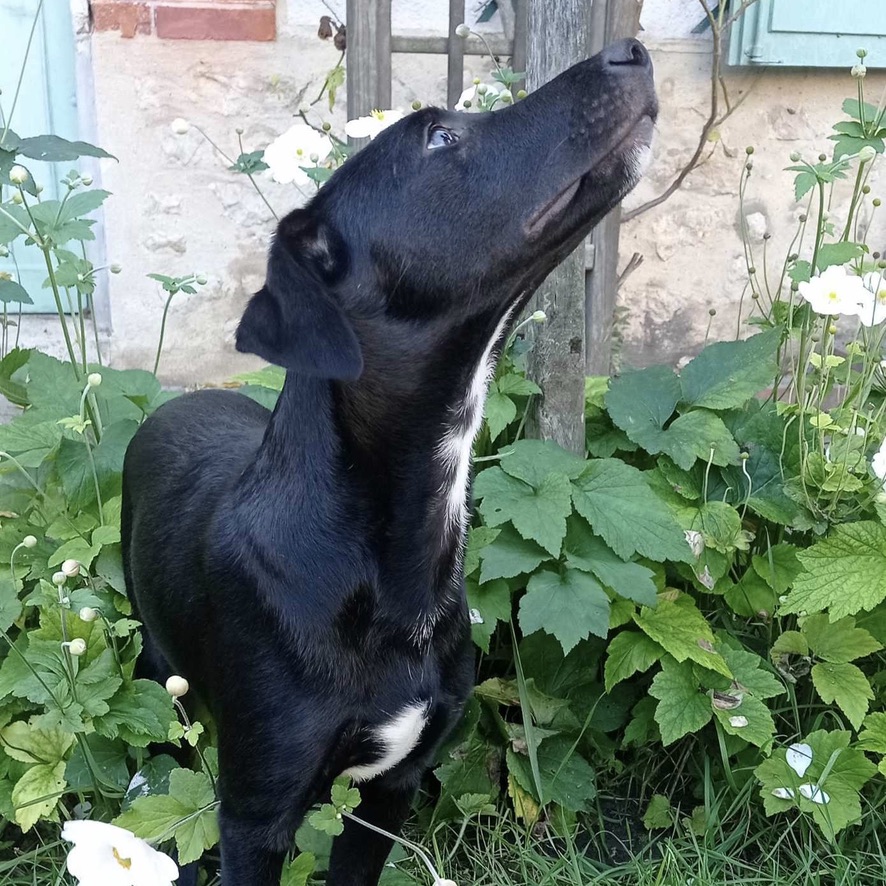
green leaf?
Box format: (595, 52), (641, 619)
(16, 135), (115, 162)
(94, 679), (175, 747)
(810, 662), (872, 730)
(643, 794), (673, 830)
(780, 522), (886, 619)
(802, 614), (882, 664)
(0, 278), (32, 304)
(698, 500), (747, 554)
(679, 327), (781, 410)
(466, 577), (510, 652)
(571, 459), (691, 563)
(474, 467), (572, 556)
(230, 364), (286, 391)
(857, 712), (886, 753)
(720, 645), (783, 699)
(563, 517), (657, 606)
(756, 729), (876, 839)
(752, 544), (802, 595)
(649, 657), (712, 745)
(507, 737), (596, 811)
(0, 347), (31, 406)
(309, 804), (345, 836)
(11, 761), (66, 831)
(116, 769), (218, 864)
(793, 170), (817, 201)
(634, 594), (731, 678)
(712, 693), (776, 749)
(604, 365), (680, 452)
(0, 719), (74, 764)
(281, 853), (316, 886)
(519, 568), (610, 653)
(464, 525), (500, 577)
(816, 241), (864, 271)
(725, 567), (778, 618)
(660, 410), (741, 470)
(498, 439), (587, 486)
(58, 190), (111, 223)
(497, 373), (541, 396)
(484, 389), (516, 441)
(604, 631), (663, 691)
(0, 419), (61, 467)
(477, 522), (553, 584)
(66, 735), (130, 793)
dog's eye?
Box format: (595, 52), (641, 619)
(427, 125), (458, 150)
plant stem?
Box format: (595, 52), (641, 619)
(153, 293), (175, 377)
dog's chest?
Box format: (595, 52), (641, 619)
(342, 701), (429, 782)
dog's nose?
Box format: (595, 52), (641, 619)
(602, 38), (650, 69)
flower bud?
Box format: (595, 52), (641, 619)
(857, 48), (868, 59)
(851, 64), (867, 78)
(171, 118), (190, 135)
(745, 146), (754, 155)
(81, 175), (93, 186)
(410, 101), (422, 111)
(322, 121), (332, 131)
(818, 153), (827, 162)
(11, 192), (22, 205)
(472, 77), (481, 86)
(9, 165), (28, 185)
(79, 607), (99, 623)
(235, 127), (244, 135)
(196, 274), (208, 285)
(789, 151), (801, 162)
(61, 559), (80, 578)
(22, 535), (37, 549)
(859, 145), (877, 164)
(166, 675), (190, 698)
(454, 23), (470, 38)
(52, 571), (67, 586)
(0, 245), (8, 258)
(87, 372), (102, 388)
(110, 263), (122, 274)
(500, 90), (513, 104)
(477, 84), (488, 96)
(531, 310), (546, 322)
(35, 183), (43, 194)
(67, 638), (87, 657)
(874, 198), (882, 208)
(516, 89), (527, 100)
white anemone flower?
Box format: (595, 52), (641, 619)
(872, 437), (886, 485)
(858, 272), (886, 326)
(63, 820), (179, 886)
(797, 265), (867, 318)
(263, 124), (332, 186)
(344, 109), (405, 140)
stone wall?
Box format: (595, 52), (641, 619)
(21, 1), (886, 384)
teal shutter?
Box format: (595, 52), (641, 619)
(728, 0), (886, 68)
(0, 0), (79, 312)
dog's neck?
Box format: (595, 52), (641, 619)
(252, 303), (516, 637)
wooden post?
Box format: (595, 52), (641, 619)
(525, 0), (593, 455)
(585, 0), (643, 375)
(346, 0), (391, 145)
(447, 0), (466, 109)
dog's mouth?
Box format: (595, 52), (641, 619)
(525, 113), (655, 239)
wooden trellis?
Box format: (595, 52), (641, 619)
(345, 0), (641, 453)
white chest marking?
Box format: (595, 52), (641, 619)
(343, 702), (428, 782)
(437, 307), (517, 535)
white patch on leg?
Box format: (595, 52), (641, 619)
(343, 702), (428, 782)
(436, 306), (517, 535)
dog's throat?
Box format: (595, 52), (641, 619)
(435, 307), (517, 542)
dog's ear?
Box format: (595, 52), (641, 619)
(236, 216), (363, 380)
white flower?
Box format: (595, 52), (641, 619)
(9, 165), (28, 185)
(786, 742), (813, 778)
(797, 265), (867, 318)
(170, 117), (190, 135)
(798, 783), (830, 805)
(344, 109), (405, 141)
(63, 819), (179, 886)
(858, 273), (886, 326)
(872, 437), (886, 483)
(263, 124), (332, 185)
(165, 675), (190, 698)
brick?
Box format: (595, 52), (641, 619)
(155, 3), (276, 41)
(91, 0), (152, 37)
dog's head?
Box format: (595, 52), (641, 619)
(237, 39), (657, 379)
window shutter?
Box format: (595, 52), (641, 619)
(0, 0), (79, 313)
(729, 0), (886, 68)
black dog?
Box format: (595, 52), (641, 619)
(121, 39), (656, 886)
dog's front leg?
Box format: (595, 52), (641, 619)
(218, 805), (295, 885)
(326, 772), (418, 886)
